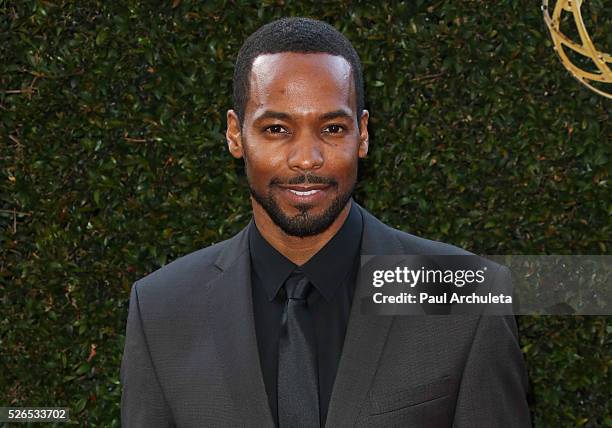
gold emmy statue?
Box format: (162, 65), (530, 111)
(542, 0), (611, 99)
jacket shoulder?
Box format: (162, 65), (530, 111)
(382, 223), (508, 277)
(358, 204), (472, 256)
(392, 227), (474, 256)
(133, 235), (234, 299)
(359, 205), (507, 271)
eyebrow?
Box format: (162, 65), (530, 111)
(252, 109), (353, 123)
(253, 110), (292, 122)
(320, 109), (353, 121)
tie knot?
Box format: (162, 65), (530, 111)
(284, 270), (312, 300)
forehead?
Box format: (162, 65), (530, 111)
(247, 52), (355, 118)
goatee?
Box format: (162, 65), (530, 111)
(249, 178), (354, 237)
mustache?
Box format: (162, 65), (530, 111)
(271, 174), (337, 186)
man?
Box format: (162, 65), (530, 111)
(121, 17), (531, 427)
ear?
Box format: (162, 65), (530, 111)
(358, 109), (369, 158)
(226, 109), (244, 159)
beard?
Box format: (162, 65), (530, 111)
(248, 172), (355, 238)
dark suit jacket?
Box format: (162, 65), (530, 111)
(121, 203), (531, 427)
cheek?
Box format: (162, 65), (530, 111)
(326, 148), (359, 177)
(244, 142), (284, 172)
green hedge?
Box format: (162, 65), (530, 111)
(1, 1), (609, 426)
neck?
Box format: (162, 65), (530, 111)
(251, 198), (353, 266)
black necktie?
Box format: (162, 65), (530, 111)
(277, 269), (320, 427)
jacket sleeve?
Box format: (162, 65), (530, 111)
(121, 282), (174, 427)
(452, 313), (532, 427)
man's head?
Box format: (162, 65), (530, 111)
(231, 17), (365, 126)
(226, 17), (369, 237)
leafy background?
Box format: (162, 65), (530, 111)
(1, 1), (610, 426)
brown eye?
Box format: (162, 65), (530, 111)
(265, 125), (287, 134)
(324, 124), (345, 134)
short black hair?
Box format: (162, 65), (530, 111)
(232, 17), (365, 125)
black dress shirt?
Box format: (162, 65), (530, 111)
(248, 200), (363, 427)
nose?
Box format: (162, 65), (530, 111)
(287, 134), (324, 172)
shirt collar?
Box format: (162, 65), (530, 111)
(248, 200), (363, 302)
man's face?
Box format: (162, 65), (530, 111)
(227, 52), (369, 237)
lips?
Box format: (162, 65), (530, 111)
(277, 184), (332, 204)
(280, 184), (330, 193)
(288, 188), (320, 196)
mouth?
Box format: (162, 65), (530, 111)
(276, 184), (333, 204)
(280, 184), (330, 194)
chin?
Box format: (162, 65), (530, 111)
(250, 182), (354, 237)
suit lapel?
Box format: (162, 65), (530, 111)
(325, 203), (402, 427)
(207, 222), (275, 427)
